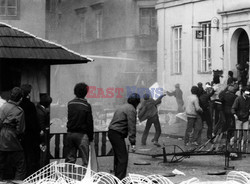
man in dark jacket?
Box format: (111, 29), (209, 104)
(108, 93), (140, 180)
(232, 87), (250, 129)
(138, 92), (166, 146)
(220, 85), (237, 133)
(65, 82), (94, 167)
(20, 84), (40, 176)
(199, 86), (215, 139)
(231, 87), (250, 152)
(0, 87), (26, 181)
(36, 94), (52, 167)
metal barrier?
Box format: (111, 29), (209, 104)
(225, 129), (250, 169)
(49, 131), (112, 160)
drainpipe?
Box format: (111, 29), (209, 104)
(221, 0), (225, 71)
(191, 3), (194, 85)
(163, 9), (166, 90)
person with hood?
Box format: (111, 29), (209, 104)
(108, 93), (140, 180)
(138, 92), (166, 147)
(166, 83), (184, 112)
(0, 87), (26, 181)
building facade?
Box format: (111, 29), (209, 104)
(0, 0), (46, 38)
(157, 0), (250, 110)
(0, 0), (48, 101)
(46, 0), (158, 108)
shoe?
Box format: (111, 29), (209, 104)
(207, 147), (215, 152)
(151, 138), (155, 142)
(191, 142), (199, 146)
(153, 142), (161, 147)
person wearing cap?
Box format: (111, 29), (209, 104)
(19, 84), (40, 176)
(0, 87), (26, 180)
(231, 87), (250, 153)
(108, 93), (140, 180)
(36, 93), (52, 167)
(166, 83), (184, 113)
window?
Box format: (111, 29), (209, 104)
(139, 8), (157, 36)
(95, 10), (102, 39)
(200, 22), (211, 72)
(172, 26), (182, 74)
(90, 2), (103, 39)
(80, 17), (86, 41)
(0, 0), (19, 19)
(75, 7), (87, 41)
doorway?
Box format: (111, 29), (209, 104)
(237, 30), (249, 86)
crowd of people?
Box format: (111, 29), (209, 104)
(1, 70), (250, 181)
(184, 70), (250, 155)
(0, 85), (52, 181)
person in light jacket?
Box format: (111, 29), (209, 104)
(0, 87), (26, 181)
(184, 86), (203, 147)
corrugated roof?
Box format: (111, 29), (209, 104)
(0, 22), (93, 64)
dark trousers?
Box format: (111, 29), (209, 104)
(224, 111), (235, 139)
(65, 132), (89, 167)
(108, 129), (128, 180)
(40, 130), (50, 168)
(23, 142), (40, 177)
(141, 114), (161, 145)
(202, 109), (213, 139)
(184, 116), (203, 144)
(210, 101), (220, 125)
(0, 151), (26, 180)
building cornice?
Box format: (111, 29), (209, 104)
(156, 0), (207, 10)
(218, 8), (250, 16)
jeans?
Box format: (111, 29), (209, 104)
(141, 114), (161, 145)
(202, 109), (213, 139)
(65, 132), (89, 167)
(108, 129), (128, 180)
(184, 115), (203, 144)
